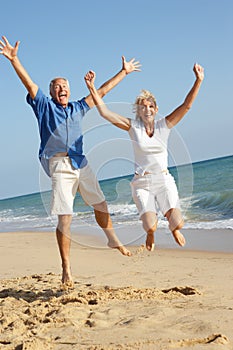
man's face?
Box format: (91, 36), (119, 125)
(50, 78), (70, 107)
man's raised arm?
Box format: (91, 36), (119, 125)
(0, 36), (38, 99)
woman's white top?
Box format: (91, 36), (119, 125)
(128, 117), (170, 175)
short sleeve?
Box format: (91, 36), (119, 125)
(74, 97), (90, 117)
(26, 88), (48, 123)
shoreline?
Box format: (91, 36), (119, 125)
(1, 225), (233, 252)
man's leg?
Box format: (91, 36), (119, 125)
(93, 201), (131, 256)
(56, 214), (73, 283)
(165, 208), (185, 246)
(141, 212), (158, 251)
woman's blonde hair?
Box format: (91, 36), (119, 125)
(133, 90), (157, 120)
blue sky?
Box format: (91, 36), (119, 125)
(0, 0), (232, 199)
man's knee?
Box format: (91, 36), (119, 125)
(93, 200), (108, 213)
(94, 202), (112, 229)
(57, 215), (72, 232)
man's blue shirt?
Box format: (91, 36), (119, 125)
(27, 88), (90, 176)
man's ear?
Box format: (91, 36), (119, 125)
(49, 89), (54, 98)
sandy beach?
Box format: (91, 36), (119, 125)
(0, 227), (233, 350)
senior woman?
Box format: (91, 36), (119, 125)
(84, 63), (204, 251)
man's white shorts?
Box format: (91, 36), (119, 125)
(130, 172), (180, 218)
(49, 156), (105, 215)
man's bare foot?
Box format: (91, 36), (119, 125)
(61, 271), (74, 290)
(172, 230), (186, 246)
(60, 280), (74, 291)
(108, 240), (132, 256)
(146, 232), (155, 251)
(62, 266), (73, 284)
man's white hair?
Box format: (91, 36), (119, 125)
(49, 77), (70, 92)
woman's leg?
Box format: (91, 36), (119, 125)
(165, 208), (185, 246)
(141, 211), (158, 251)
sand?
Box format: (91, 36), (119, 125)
(0, 228), (233, 350)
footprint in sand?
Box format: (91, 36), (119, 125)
(170, 333), (229, 347)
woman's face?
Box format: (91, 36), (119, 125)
(138, 99), (158, 123)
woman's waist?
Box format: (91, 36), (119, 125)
(135, 169), (168, 176)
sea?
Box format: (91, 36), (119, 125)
(0, 155), (232, 233)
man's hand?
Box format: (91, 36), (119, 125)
(193, 63), (204, 81)
(84, 70), (96, 89)
(122, 56), (141, 75)
(0, 36), (20, 61)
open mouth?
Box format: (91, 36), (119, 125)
(59, 93), (67, 98)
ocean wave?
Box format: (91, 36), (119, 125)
(1, 155), (232, 232)
(192, 190), (233, 214)
(0, 210), (232, 232)
(1, 195), (233, 232)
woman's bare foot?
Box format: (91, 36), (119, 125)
(108, 239), (132, 256)
(146, 232), (155, 251)
(172, 230), (186, 246)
